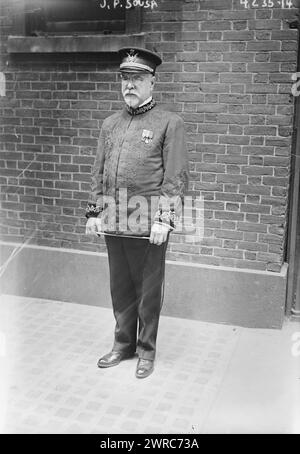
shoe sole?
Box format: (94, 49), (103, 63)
(97, 354), (135, 369)
(97, 360), (121, 369)
(135, 368), (154, 379)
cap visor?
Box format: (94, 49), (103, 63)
(120, 68), (152, 74)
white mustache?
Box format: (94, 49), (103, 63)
(124, 91), (136, 96)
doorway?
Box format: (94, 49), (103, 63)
(286, 82), (300, 318)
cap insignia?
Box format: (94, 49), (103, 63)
(126, 49), (139, 63)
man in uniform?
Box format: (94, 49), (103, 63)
(85, 47), (189, 379)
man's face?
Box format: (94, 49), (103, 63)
(121, 71), (155, 109)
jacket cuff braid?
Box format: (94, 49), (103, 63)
(85, 203), (102, 219)
(154, 209), (176, 230)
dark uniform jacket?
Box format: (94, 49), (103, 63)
(87, 101), (189, 236)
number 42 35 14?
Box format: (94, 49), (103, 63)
(240, 0), (294, 7)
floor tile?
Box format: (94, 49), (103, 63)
(0, 294), (299, 434)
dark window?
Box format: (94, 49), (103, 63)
(24, 0), (140, 36)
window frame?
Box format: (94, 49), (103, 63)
(8, 0), (145, 53)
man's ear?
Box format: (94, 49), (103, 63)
(151, 75), (156, 87)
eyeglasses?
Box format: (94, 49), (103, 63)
(120, 73), (150, 83)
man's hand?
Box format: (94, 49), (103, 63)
(150, 223), (170, 246)
(85, 217), (102, 236)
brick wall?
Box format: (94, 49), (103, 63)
(0, 0), (299, 272)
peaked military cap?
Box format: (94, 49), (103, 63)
(118, 47), (162, 74)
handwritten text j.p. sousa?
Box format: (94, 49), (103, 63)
(99, 0), (159, 9)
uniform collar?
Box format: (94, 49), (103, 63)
(126, 98), (156, 116)
(139, 96), (153, 107)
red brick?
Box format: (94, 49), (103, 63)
(220, 136), (250, 145)
(200, 0), (232, 9)
(214, 248), (244, 259)
(223, 31), (254, 41)
(241, 166), (273, 176)
(215, 230), (243, 240)
(257, 252), (281, 263)
(215, 211), (244, 221)
(262, 176), (289, 187)
(271, 51), (298, 62)
(201, 21), (232, 31)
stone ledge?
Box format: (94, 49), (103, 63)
(7, 33), (146, 53)
(0, 242), (287, 329)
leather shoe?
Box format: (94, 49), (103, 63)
(135, 358), (154, 379)
(97, 351), (134, 368)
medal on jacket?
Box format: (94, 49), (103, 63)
(142, 129), (154, 144)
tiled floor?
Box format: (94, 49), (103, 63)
(0, 294), (299, 434)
